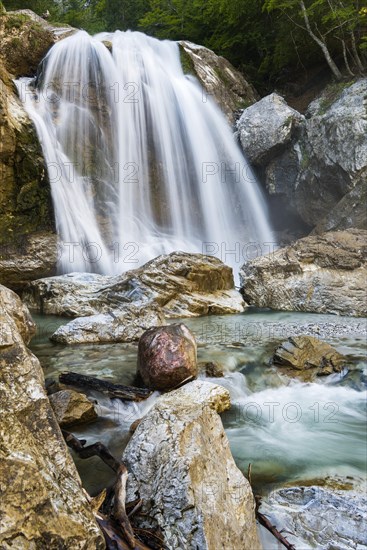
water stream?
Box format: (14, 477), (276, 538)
(30, 310), (367, 498)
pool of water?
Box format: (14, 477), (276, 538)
(30, 309), (367, 496)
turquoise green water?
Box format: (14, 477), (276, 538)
(30, 310), (367, 496)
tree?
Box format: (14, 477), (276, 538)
(264, 0), (366, 78)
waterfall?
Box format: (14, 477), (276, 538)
(17, 30), (275, 279)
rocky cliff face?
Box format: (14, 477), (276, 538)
(0, 10), (58, 247)
(237, 79), (367, 235)
(0, 284), (104, 548)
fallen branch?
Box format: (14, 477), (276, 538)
(59, 371), (152, 401)
(256, 509), (296, 550)
(247, 464), (296, 550)
(63, 431), (138, 547)
(114, 464), (136, 549)
(96, 514), (151, 550)
(62, 430), (121, 472)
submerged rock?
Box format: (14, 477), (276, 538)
(0, 284), (104, 548)
(123, 380), (260, 550)
(272, 336), (347, 377)
(48, 389), (97, 427)
(138, 323), (197, 391)
(240, 229), (367, 317)
(260, 484), (367, 550)
(179, 41), (258, 122)
(24, 252), (245, 344)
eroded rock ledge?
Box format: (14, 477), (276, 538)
(240, 229), (366, 317)
(23, 252), (245, 344)
(0, 284), (104, 548)
(123, 380), (260, 550)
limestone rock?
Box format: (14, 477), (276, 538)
(272, 336), (347, 377)
(49, 389), (97, 427)
(0, 231), (57, 289)
(123, 380), (259, 549)
(24, 252), (243, 316)
(312, 180), (367, 234)
(0, 11), (54, 77)
(240, 229), (367, 317)
(23, 252), (245, 344)
(294, 79), (367, 227)
(237, 93), (304, 166)
(51, 305), (165, 345)
(260, 484), (367, 550)
(137, 324), (197, 391)
(179, 41), (259, 122)
(237, 79), (367, 232)
(0, 284), (104, 548)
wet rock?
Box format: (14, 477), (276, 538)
(48, 389), (97, 427)
(312, 179), (367, 234)
(0, 231), (57, 289)
(51, 305), (164, 345)
(123, 380), (259, 549)
(24, 252), (244, 317)
(272, 336), (347, 377)
(24, 252), (244, 344)
(138, 324), (197, 391)
(0, 284), (104, 548)
(260, 484), (367, 550)
(179, 41), (258, 122)
(0, 10), (54, 77)
(199, 361), (225, 377)
(0, 59), (53, 246)
(240, 229), (367, 317)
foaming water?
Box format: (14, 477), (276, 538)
(17, 30), (274, 278)
(221, 376), (367, 486)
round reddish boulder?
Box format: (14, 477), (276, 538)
(137, 324), (197, 391)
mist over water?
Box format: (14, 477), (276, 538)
(17, 30), (274, 277)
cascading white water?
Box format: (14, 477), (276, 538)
(17, 30), (275, 278)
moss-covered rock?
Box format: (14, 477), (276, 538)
(179, 41), (259, 123)
(0, 58), (54, 245)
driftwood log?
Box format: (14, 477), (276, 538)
(59, 371), (152, 401)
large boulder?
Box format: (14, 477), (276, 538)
(272, 336), (347, 377)
(0, 284), (104, 548)
(237, 93), (304, 167)
(240, 229), (367, 317)
(237, 79), (367, 232)
(179, 41), (259, 122)
(23, 252), (245, 344)
(51, 305), (164, 345)
(137, 324), (197, 390)
(123, 380), (260, 549)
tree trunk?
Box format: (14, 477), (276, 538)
(350, 31), (365, 71)
(340, 38), (355, 75)
(299, 1), (343, 79)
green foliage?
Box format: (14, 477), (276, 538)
(2, 0), (365, 88)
